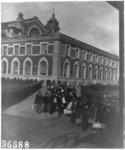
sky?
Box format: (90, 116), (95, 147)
(1, 2), (119, 55)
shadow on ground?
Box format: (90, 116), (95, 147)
(43, 131), (121, 148)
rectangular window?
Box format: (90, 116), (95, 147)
(108, 59), (110, 66)
(61, 44), (65, 55)
(71, 48), (76, 58)
(20, 46), (25, 55)
(83, 51), (86, 60)
(93, 55), (96, 63)
(65, 45), (70, 56)
(3, 46), (7, 55)
(101, 57), (104, 65)
(96, 55), (98, 63)
(112, 61), (114, 67)
(26, 44), (32, 54)
(8, 47), (13, 55)
(104, 59), (106, 65)
(87, 53), (90, 61)
(42, 44), (48, 54)
(98, 57), (101, 64)
(48, 44), (54, 54)
(90, 53), (93, 62)
(14, 45), (19, 55)
(32, 45), (40, 54)
(113, 61), (116, 67)
(76, 49), (80, 59)
(105, 59), (107, 65)
(81, 51), (84, 61)
(110, 60), (112, 67)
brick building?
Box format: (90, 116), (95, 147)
(1, 12), (119, 85)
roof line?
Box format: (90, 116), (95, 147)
(59, 33), (119, 60)
(2, 17), (39, 24)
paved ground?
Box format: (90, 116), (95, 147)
(2, 114), (97, 148)
(1, 87), (98, 148)
(1, 86), (122, 148)
(2, 86), (51, 120)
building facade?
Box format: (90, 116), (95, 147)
(1, 13), (119, 85)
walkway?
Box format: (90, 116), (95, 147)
(2, 85), (97, 148)
(2, 85), (59, 120)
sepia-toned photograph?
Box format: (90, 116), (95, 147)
(1, 1), (124, 149)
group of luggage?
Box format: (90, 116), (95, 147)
(32, 81), (119, 133)
(69, 96), (119, 133)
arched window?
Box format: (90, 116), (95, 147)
(25, 61), (32, 75)
(104, 68), (107, 80)
(11, 58), (20, 75)
(108, 69), (112, 81)
(110, 69), (112, 81)
(73, 63), (79, 78)
(99, 67), (103, 80)
(2, 58), (8, 74)
(88, 64), (93, 79)
(23, 58), (33, 75)
(12, 61), (19, 74)
(112, 69), (116, 81)
(38, 57), (48, 76)
(28, 25), (41, 36)
(81, 63), (86, 79)
(39, 61), (47, 75)
(29, 28), (40, 36)
(94, 66), (98, 79)
(2, 61), (7, 74)
(64, 62), (70, 77)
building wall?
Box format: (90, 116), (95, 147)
(52, 40), (60, 79)
(57, 41), (119, 85)
(1, 36), (119, 85)
(1, 39), (55, 81)
(2, 55), (53, 75)
(1, 14), (119, 85)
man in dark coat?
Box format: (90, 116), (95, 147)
(43, 92), (49, 113)
(56, 89), (63, 117)
(34, 91), (43, 113)
(96, 104), (106, 123)
(81, 100), (89, 131)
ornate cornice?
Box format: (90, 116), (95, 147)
(2, 34), (60, 44)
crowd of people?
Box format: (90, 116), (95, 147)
(33, 80), (119, 133)
(34, 81), (76, 116)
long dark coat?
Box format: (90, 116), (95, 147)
(34, 93), (43, 104)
